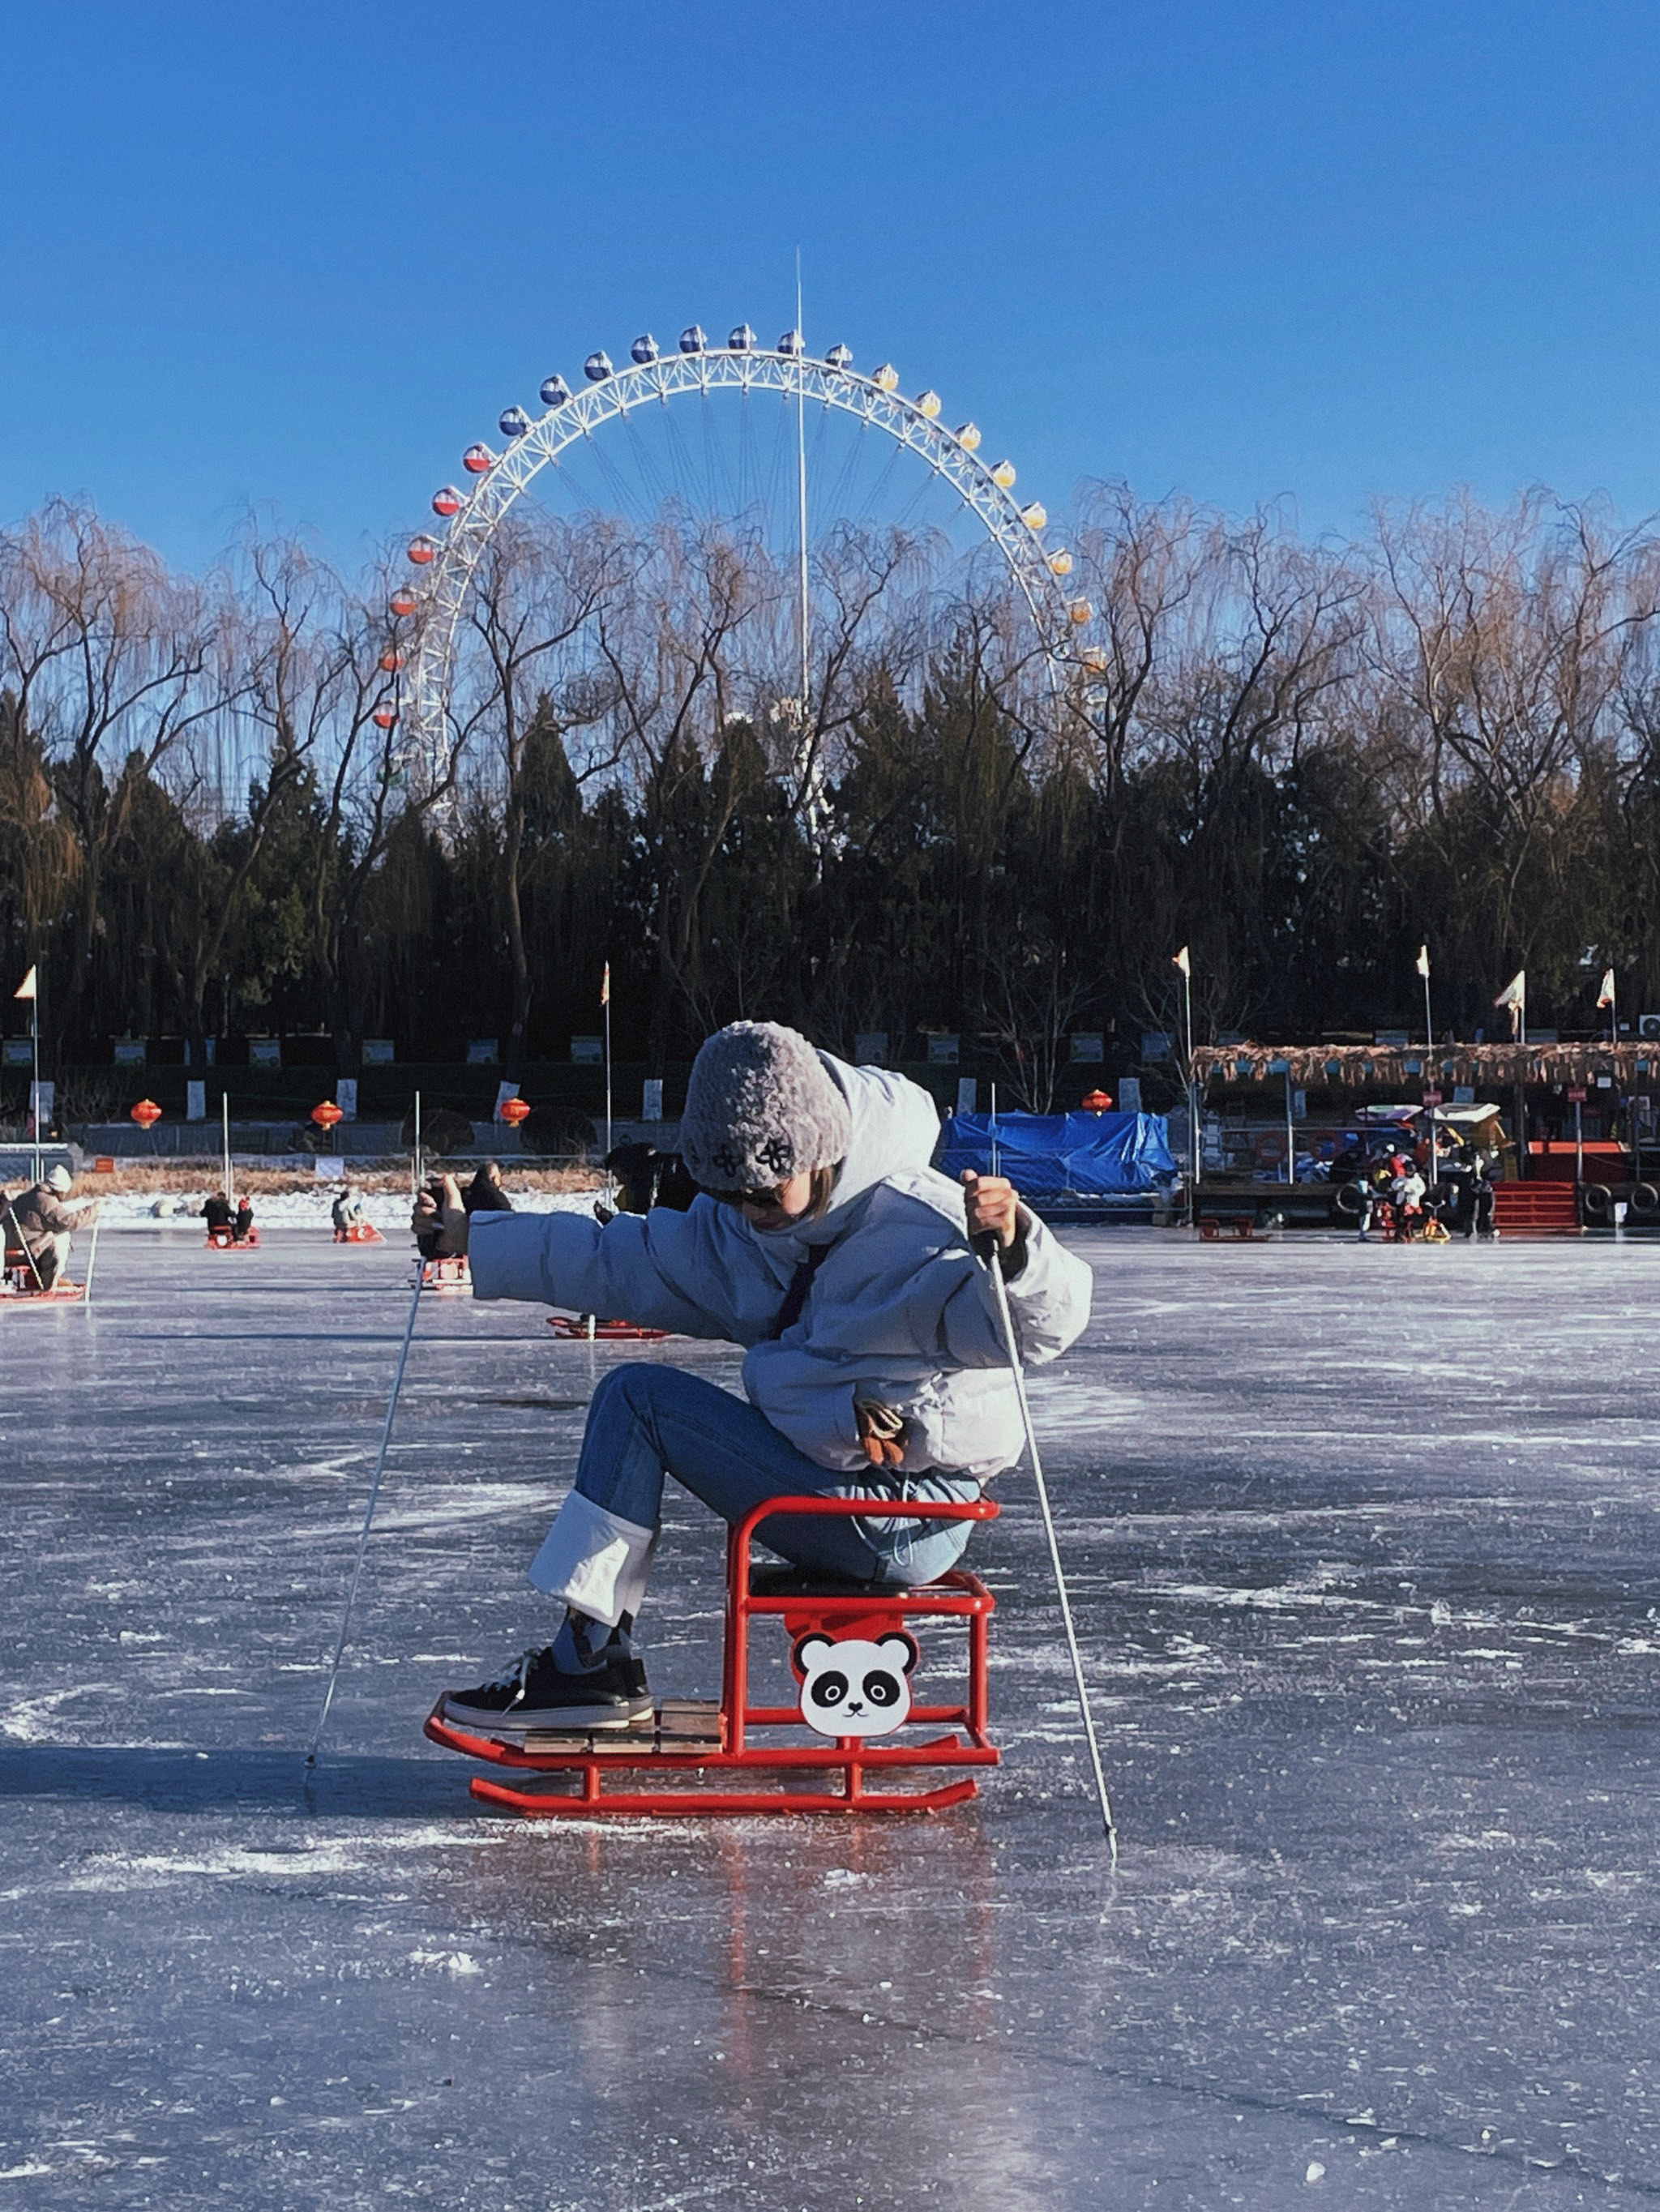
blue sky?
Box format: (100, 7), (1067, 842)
(2, 1), (1657, 572)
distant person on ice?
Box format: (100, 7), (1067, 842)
(232, 1196), (255, 1243)
(332, 1187), (368, 1234)
(202, 1192), (233, 1237)
(415, 1020), (1093, 1733)
(8, 1166), (96, 1288)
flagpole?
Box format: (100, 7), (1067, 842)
(30, 983), (41, 1185)
(1183, 965), (1196, 1197)
(1417, 947), (1438, 1189)
(1172, 947), (1198, 1209)
(1284, 1066), (1295, 1188)
(601, 965), (613, 1165)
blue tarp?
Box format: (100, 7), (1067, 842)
(936, 1110), (1178, 1198)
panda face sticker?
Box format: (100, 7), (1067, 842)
(792, 1631), (919, 1739)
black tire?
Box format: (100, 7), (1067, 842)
(1628, 1182), (1660, 1218)
(1581, 1182), (1615, 1222)
(1333, 1183), (1363, 1217)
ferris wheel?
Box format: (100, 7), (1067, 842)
(383, 321), (1095, 780)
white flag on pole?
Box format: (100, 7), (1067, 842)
(1172, 946), (1190, 978)
(1597, 967), (1616, 1009)
(1415, 945), (1431, 979)
(12, 965), (36, 1001)
(1494, 969), (1525, 1037)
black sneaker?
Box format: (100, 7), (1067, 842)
(439, 1645), (653, 1735)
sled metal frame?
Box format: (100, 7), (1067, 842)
(2, 1239), (85, 1305)
(1, 1269), (85, 1306)
(425, 1493), (1000, 1818)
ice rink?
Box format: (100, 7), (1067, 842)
(3, 1224), (1659, 2209)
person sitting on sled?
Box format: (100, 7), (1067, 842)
(8, 1165), (95, 1289)
(416, 1020), (1093, 1734)
(332, 1186), (368, 1235)
(202, 1192), (233, 1237)
(232, 1196), (255, 1243)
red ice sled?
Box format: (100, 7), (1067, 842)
(547, 1315), (671, 1341)
(205, 1227), (261, 1251)
(1, 1246), (86, 1306)
(425, 1493), (1000, 1818)
(418, 1254), (471, 1293)
(334, 1223), (385, 1244)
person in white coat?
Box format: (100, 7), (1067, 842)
(419, 1021), (1093, 1734)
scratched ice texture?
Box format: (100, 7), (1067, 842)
(2, 1225), (1658, 2208)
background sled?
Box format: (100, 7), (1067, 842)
(418, 1254), (470, 1292)
(426, 1493), (1000, 1817)
(547, 1314), (671, 1341)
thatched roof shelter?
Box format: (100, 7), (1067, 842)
(1190, 1041), (1657, 1089)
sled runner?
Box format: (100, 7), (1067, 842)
(425, 1493), (1000, 1817)
(334, 1223), (385, 1244)
(546, 1315), (671, 1341)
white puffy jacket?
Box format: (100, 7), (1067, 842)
(468, 1056), (1094, 1482)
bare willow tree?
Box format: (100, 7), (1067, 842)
(1371, 492), (1658, 1005)
(0, 500), (228, 1049)
(452, 510), (629, 1078)
(242, 550), (467, 1075)
(590, 512), (788, 1065)
(1135, 508), (1368, 1020)
(0, 690), (80, 988)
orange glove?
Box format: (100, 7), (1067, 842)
(855, 1398), (908, 1468)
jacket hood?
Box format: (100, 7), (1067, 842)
(738, 1053), (940, 1256)
(815, 1055), (939, 1221)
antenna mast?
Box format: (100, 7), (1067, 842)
(794, 250), (811, 727)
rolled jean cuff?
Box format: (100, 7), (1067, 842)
(527, 1491), (657, 1628)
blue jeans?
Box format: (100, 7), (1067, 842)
(573, 1364), (979, 1587)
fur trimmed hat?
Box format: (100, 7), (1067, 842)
(679, 1022), (851, 1194)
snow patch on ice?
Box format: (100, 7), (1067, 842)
(409, 1948), (484, 1975)
(0, 1686), (117, 1742)
(66, 1823), (510, 1890)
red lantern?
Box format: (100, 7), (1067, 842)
(498, 1095), (532, 1127)
(1080, 1089), (1114, 1113)
(407, 537), (439, 567)
(389, 588), (418, 618)
(432, 486), (463, 517)
(129, 1097), (163, 1128)
(310, 1100), (345, 1129)
(379, 650), (404, 674)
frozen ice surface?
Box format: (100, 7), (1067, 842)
(2, 1226), (1659, 2207)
